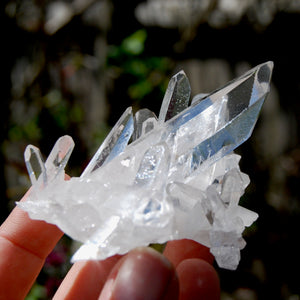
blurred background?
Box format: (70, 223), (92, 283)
(1, 0), (300, 299)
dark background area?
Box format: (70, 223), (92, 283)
(1, 1), (300, 299)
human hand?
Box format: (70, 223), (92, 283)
(0, 190), (220, 300)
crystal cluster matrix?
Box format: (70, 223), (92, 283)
(18, 62), (273, 270)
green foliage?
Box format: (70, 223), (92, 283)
(43, 90), (83, 130)
(69, 103), (84, 124)
(43, 90), (69, 130)
(108, 29), (147, 59)
(8, 116), (41, 141)
(122, 29), (147, 56)
(108, 29), (173, 103)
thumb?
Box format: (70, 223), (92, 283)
(99, 247), (178, 300)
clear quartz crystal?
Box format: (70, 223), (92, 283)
(135, 142), (170, 187)
(133, 108), (157, 141)
(18, 62), (273, 270)
(158, 70), (191, 122)
(24, 145), (47, 185)
(24, 136), (75, 189)
(45, 135), (74, 181)
(81, 107), (134, 177)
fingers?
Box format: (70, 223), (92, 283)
(99, 247), (179, 300)
(53, 255), (122, 300)
(164, 239), (220, 300)
(0, 190), (63, 299)
(177, 259), (220, 300)
(163, 239), (214, 267)
(58, 241), (219, 300)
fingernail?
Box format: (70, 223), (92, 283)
(109, 247), (174, 300)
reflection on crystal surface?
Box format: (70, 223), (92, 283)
(81, 107), (134, 177)
(18, 62), (273, 270)
(158, 70), (191, 122)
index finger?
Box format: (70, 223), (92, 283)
(164, 240), (220, 300)
(0, 189), (63, 299)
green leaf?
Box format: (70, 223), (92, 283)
(122, 29), (147, 56)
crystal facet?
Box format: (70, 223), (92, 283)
(81, 107), (133, 177)
(158, 70), (191, 122)
(18, 62), (273, 270)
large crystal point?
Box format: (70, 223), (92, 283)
(164, 62), (273, 175)
(18, 62), (273, 270)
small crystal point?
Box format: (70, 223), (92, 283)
(221, 168), (245, 206)
(135, 142), (170, 187)
(133, 108), (157, 141)
(158, 70), (191, 122)
(24, 145), (47, 185)
(45, 135), (74, 180)
(167, 181), (204, 210)
(81, 107), (134, 177)
(210, 245), (240, 270)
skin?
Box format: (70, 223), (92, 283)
(0, 187), (220, 300)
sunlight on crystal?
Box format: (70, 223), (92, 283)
(18, 62), (273, 270)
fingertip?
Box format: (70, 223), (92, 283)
(99, 247), (179, 300)
(163, 239), (214, 267)
(176, 258), (220, 300)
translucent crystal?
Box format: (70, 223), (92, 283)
(81, 107), (133, 177)
(24, 145), (47, 185)
(210, 246), (241, 270)
(135, 143), (170, 187)
(158, 70), (191, 122)
(133, 108), (157, 141)
(45, 135), (74, 181)
(18, 62), (273, 270)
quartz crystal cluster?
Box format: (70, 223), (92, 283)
(18, 62), (273, 270)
